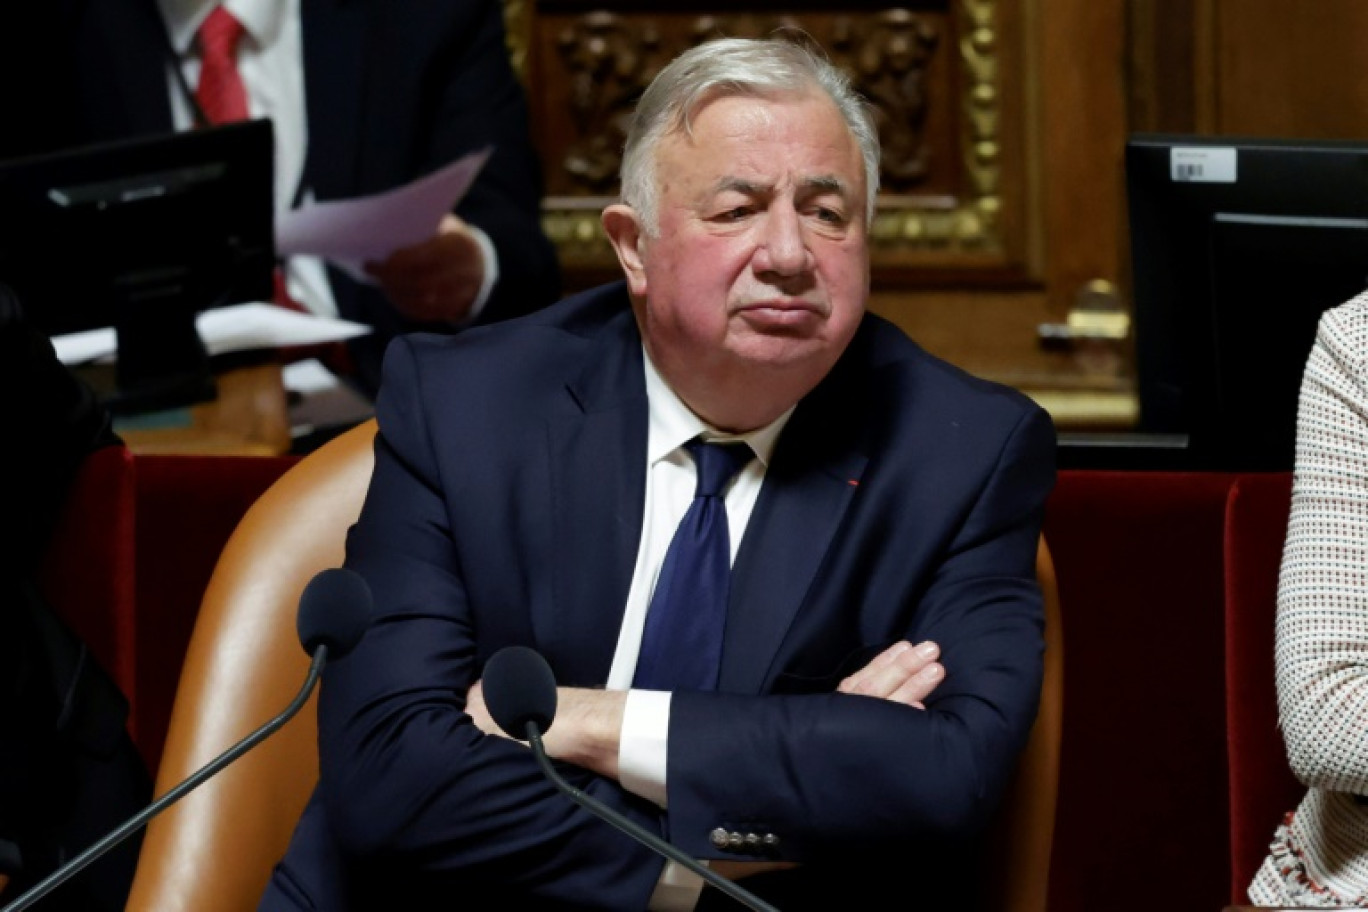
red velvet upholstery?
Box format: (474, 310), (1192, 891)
(1044, 470), (1238, 912)
(1224, 473), (1303, 902)
(131, 453), (297, 773)
(37, 444), (138, 720)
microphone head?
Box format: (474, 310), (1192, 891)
(297, 568), (373, 660)
(482, 646), (557, 738)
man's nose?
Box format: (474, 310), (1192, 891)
(754, 207), (814, 277)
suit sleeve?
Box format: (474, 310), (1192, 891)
(315, 338), (659, 905)
(665, 401), (1056, 860)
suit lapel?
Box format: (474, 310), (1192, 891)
(542, 308), (649, 687)
(299, 0), (364, 201)
(719, 334), (874, 694)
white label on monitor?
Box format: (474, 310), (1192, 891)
(1170, 147), (1237, 183)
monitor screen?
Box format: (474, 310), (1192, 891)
(1126, 134), (1368, 471)
(0, 119), (274, 412)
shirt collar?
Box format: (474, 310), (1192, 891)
(159, 0), (287, 55)
(642, 347), (793, 468)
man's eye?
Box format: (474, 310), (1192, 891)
(813, 207), (846, 224)
(718, 206), (753, 221)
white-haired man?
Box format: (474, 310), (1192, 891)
(262, 35), (1055, 911)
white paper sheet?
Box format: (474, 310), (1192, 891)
(51, 302), (372, 365)
(274, 146), (492, 280)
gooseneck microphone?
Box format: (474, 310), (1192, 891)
(482, 646), (781, 912)
(0, 568), (373, 912)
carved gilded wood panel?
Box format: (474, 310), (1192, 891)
(513, 1), (1037, 292)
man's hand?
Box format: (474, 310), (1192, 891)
(365, 213), (484, 324)
(837, 640), (943, 709)
(466, 681), (626, 780)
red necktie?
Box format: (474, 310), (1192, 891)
(195, 13), (306, 315)
(193, 7), (352, 376)
(195, 7), (249, 125)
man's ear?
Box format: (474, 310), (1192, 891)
(602, 204), (648, 297)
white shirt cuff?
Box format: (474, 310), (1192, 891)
(464, 223), (499, 324)
(620, 691), (706, 911)
(618, 688), (671, 808)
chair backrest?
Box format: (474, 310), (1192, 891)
(984, 537), (1064, 912)
(1223, 472), (1302, 902)
(1044, 470), (1238, 912)
(132, 450), (299, 774)
(126, 418), (1062, 911)
(125, 419), (378, 912)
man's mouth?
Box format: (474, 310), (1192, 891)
(735, 300), (825, 329)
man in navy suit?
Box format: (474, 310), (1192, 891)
(263, 34), (1056, 910)
(2, 0), (559, 396)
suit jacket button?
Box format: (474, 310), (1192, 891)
(710, 828), (729, 849)
(727, 831), (745, 851)
(762, 833), (781, 853)
(745, 833), (762, 851)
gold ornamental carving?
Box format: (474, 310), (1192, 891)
(540, 2), (1008, 265)
(832, 10), (940, 192)
(502, 0), (531, 81)
(556, 12), (665, 193)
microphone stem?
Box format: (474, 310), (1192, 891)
(0, 647), (329, 912)
(525, 724), (780, 912)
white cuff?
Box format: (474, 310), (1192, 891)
(620, 691), (706, 911)
(618, 688), (671, 808)
(463, 223), (499, 324)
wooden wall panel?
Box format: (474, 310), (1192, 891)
(1212, 0), (1368, 138)
(1130, 0), (1368, 140)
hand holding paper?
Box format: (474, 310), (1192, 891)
(275, 147), (492, 282)
(363, 213), (487, 324)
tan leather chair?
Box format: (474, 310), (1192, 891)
(125, 419), (378, 912)
(986, 538), (1064, 912)
(126, 415), (1063, 911)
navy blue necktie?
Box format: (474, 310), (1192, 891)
(633, 439), (753, 691)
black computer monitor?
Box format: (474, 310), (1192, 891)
(0, 119), (274, 413)
(1126, 133), (1368, 471)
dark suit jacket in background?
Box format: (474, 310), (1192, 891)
(0, 0), (561, 395)
(261, 281), (1058, 910)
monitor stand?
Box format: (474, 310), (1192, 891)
(105, 286), (218, 415)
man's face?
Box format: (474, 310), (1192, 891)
(620, 91), (870, 406)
